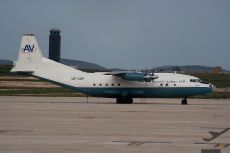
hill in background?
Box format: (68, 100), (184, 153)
(0, 59), (229, 73)
(60, 59), (108, 71)
(0, 58), (108, 72)
(0, 59), (13, 65)
(152, 65), (229, 73)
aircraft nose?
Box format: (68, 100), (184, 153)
(209, 84), (216, 92)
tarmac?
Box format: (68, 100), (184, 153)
(0, 96), (229, 153)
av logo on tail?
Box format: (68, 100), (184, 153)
(21, 44), (36, 53)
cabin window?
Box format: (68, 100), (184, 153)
(105, 83), (108, 86)
(71, 77), (76, 80)
(160, 83), (163, 86)
(166, 83), (168, 86)
(93, 83), (96, 86)
(118, 83), (120, 86)
(112, 83), (114, 86)
(99, 83), (102, 86)
(174, 83), (176, 86)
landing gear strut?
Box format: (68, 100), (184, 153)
(181, 97), (187, 105)
(116, 97), (133, 104)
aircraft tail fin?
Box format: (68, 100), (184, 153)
(11, 34), (43, 73)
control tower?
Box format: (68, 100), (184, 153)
(49, 29), (61, 62)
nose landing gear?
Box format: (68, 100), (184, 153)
(181, 97), (187, 105)
(116, 97), (133, 104)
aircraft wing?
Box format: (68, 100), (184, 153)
(104, 71), (158, 82)
(104, 71), (135, 76)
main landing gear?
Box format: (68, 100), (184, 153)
(116, 97), (133, 104)
(181, 97), (187, 105)
(116, 97), (187, 105)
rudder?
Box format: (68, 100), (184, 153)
(11, 34), (43, 72)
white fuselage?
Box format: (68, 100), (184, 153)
(11, 34), (214, 101)
(27, 58), (213, 98)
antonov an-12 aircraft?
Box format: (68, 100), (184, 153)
(11, 34), (215, 104)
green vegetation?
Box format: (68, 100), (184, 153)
(193, 91), (230, 99)
(0, 66), (12, 75)
(0, 88), (85, 97)
(193, 73), (230, 88)
(0, 78), (42, 82)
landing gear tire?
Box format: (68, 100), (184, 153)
(126, 97), (133, 104)
(116, 97), (123, 104)
(116, 97), (133, 104)
(181, 98), (187, 105)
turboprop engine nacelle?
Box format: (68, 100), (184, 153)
(121, 72), (158, 82)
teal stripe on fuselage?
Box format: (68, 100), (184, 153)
(74, 87), (212, 98)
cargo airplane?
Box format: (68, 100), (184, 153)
(11, 34), (215, 104)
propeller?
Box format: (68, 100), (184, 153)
(144, 68), (158, 82)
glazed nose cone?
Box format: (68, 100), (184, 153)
(209, 84), (216, 92)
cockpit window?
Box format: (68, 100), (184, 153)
(190, 79), (209, 84)
(200, 80), (209, 84)
(190, 79), (196, 82)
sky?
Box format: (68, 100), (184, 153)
(0, 0), (230, 69)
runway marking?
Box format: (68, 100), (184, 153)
(195, 127), (230, 149)
(203, 128), (230, 142)
(112, 140), (172, 146)
(194, 142), (230, 149)
(201, 127), (230, 130)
